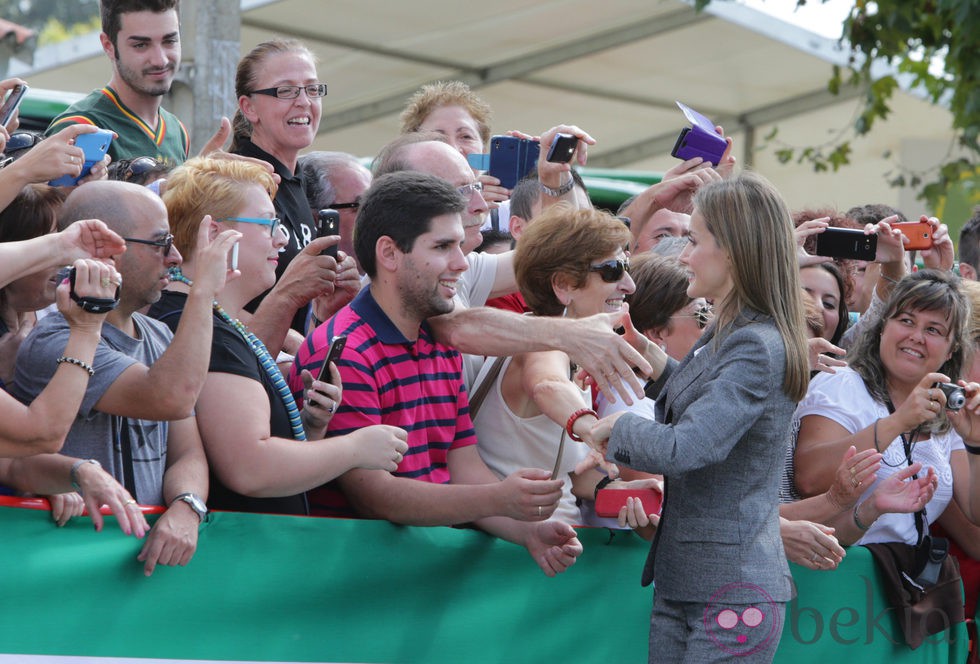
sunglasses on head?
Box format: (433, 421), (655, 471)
(4, 131), (42, 156)
(589, 258), (630, 283)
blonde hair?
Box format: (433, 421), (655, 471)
(692, 172), (810, 400)
(163, 157), (278, 256)
(399, 81), (492, 146)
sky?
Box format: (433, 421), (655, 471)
(740, 0), (856, 39)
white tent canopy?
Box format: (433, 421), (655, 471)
(14, 0), (958, 218)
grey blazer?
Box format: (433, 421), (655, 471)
(608, 309), (795, 604)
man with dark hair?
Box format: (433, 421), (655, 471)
(959, 206), (980, 281)
(298, 151), (372, 274)
(288, 171), (583, 576)
(46, 0), (189, 163)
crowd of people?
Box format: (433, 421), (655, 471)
(4, 1), (980, 661)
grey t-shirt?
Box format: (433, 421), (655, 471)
(12, 313), (174, 505)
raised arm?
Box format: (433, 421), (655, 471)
(95, 222), (240, 420)
(0, 260), (120, 456)
(429, 305), (653, 404)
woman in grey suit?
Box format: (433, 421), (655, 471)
(590, 171), (810, 662)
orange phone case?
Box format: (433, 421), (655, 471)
(594, 487), (663, 518)
(893, 221), (934, 251)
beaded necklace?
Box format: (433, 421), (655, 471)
(169, 268), (306, 440)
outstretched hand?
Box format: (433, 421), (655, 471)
(525, 520), (583, 577)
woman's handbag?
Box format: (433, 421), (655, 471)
(863, 534), (965, 649)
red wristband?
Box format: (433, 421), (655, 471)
(566, 408), (598, 442)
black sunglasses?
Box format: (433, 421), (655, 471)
(4, 131), (42, 156)
(589, 258), (630, 283)
(124, 233), (174, 256)
(124, 156), (161, 181)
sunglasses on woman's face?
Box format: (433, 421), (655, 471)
(589, 258), (630, 283)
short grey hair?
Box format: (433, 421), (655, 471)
(299, 151), (364, 211)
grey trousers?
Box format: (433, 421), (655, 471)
(649, 593), (786, 663)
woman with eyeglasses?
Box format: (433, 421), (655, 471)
(229, 39), (354, 338)
(470, 204), (658, 525)
(585, 172), (811, 662)
(148, 157), (407, 515)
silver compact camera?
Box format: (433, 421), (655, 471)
(935, 382), (966, 411)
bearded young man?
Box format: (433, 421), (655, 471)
(46, 0), (189, 165)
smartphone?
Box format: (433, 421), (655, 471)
(317, 209), (340, 260)
(594, 487), (663, 519)
(0, 84), (28, 127)
(228, 242), (239, 271)
(49, 129), (114, 187)
(892, 221), (934, 251)
(670, 101), (728, 166)
(546, 133), (577, 163)
(488, 135), (540, 189)
(316, 335), (348, 385)
(815, 228), (878, 261)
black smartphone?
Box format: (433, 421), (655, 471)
(815, 228), (877, 261)
(317, 209), (340, 260)
(0, 84), (28, 127)
(546, 133), (577, 163)
(317, 335), (348, 385)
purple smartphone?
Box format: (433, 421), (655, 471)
(670, 102), (727, 166)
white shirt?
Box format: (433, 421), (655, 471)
(795, 367), (963, 545)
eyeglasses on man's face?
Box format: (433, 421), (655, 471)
(249, 83), (327, 100)
(589, 258), (630, 283)
(456, 182), (484, 198)
(217, 216), (286, 239)
(123, 233), (174, 256)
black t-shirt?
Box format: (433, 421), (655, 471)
(148, 291), (308, 515)
(231, 138), (316, 334)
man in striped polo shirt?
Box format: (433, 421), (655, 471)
(290, 171), (583, 576)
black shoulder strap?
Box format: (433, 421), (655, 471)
(114, 416), (137, 498)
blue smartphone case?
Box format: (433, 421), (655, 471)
(49, 129), (114, 187)
(487, 136), (540, 189)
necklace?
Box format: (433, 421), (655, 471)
(169, 268), (306, 441)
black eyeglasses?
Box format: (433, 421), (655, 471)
(249, 83), (328, 99)
(124, 233), (174, 256)
(332, 198), (360, 210)
(589, 258), (630, 283)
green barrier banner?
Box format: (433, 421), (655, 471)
(0, 505), (966, 662)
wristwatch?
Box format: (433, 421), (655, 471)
(172, 492), (208, 523)
(539, 174), (575, 197)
